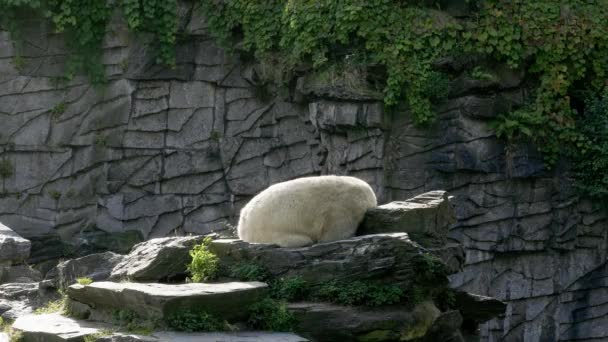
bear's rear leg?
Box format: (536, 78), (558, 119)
(274, 233), (315, 248)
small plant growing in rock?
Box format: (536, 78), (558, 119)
(94, 133), (107, 147)
(209, 130), (221, 141)
(112, 309), (155, 335)
(434, 288), (457, 311)
(412, 253), (449, 286)
(228, 263), (270, 282)
(0, 159), (13, 179)
(271, 276), (309, 302)
(313, 280), (405, 306)
(120, 59), (129, 72)
(166, 309), (227, 332)
(51, 102), (66, 120)
(469, 66), (495, 81)
(248, 298), (295, 332)
(76, 277), (93, 285)
(48, 190), (62, 199)
(12, 55), (25, 71)
(83, 329), (114, 342)
(34, 299), (66, 315)
(187, 237), (219, 282)
(9, 329), (23, 342)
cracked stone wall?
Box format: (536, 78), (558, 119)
(1, 4), (607, 342)
(0, 5), (386, 261)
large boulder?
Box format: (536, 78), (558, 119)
(45, 251), (124, 289)
(289, 301), (441, 341)
(0, 222), (31, 265)
(109, 236), (206, 282)
(359, 190), (456, 247)
(67, 281), (268, 322)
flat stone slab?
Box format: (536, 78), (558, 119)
(99, 332), (309, 341)
(12, 313), (113, 341)
(359, 191), (455, 245)
(67, 281), (268, 321)
(12, 313), (308, 342)
(0, 222), (31, 264)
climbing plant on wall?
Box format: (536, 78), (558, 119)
(0, 0), (178, 82)
(2, 0), (608, 199)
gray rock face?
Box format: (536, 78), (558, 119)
(0, 222), (30, 264)
(67, 281), (268, 322)
(45, 251), (124, 289)
(289, 301), (441, 341)
(359, 190), (456, 246)
(109, 236), (205, 281)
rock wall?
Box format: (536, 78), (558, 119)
(1, 3), (607, 342)
(0, 6), (385, 261)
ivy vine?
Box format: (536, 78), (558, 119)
(0, 0), (178, 83)
(2, 0), (608, 199)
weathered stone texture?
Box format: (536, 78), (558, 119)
(45, 251), (124, 289)
(109, 236), (206, 282)
(385, 101), (608, 341)
(289, 301), (441, 341)
(1, 4), (607, 342)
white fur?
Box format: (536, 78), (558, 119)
(237, 175), (377, 247)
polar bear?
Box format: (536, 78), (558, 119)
(237, 175), (377, 247)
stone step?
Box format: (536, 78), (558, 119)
(67, 281), (268, 322)
(12, 313), (309, 341)
(12, 313), (113, 341)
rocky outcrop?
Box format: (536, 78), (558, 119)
(45, 251), (124, 289)
(359, 190), (456, 246)
(3, 186), (505, 341)
(109, 236), (205, 282)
